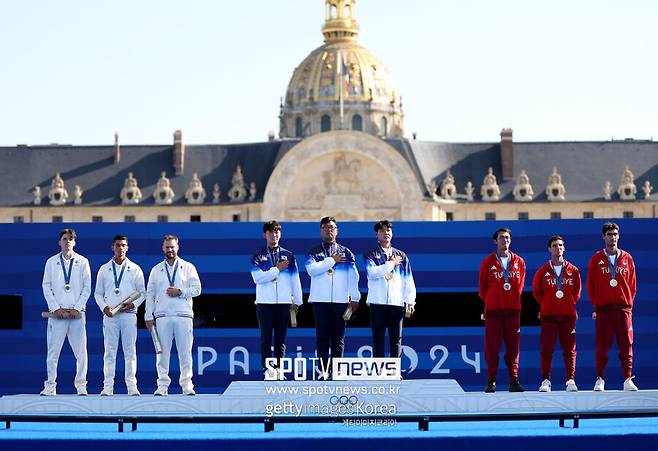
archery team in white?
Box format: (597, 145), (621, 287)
(41, 230), (201, 396)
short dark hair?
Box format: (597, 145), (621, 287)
(320, 216), (337, 227)
(59, 228), (76, 240)
(263, 220), (281, 233)
(492, 227), (512, 240)
(374, 220), (393, 233)
(163, 234), (179, 244)
(602, 222), (619, 235)
(547, 235), (564, 247)
(112, 235), (128, 244)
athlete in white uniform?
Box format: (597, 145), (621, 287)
(145, 235), (201, 396)
(94, 235), (145, 396)
(40, 228), (91, 396)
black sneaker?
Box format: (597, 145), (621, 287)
(484, 380), (496, 393)
(509, 381), (525, 392)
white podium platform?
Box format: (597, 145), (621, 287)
(1, 380), (657, 417)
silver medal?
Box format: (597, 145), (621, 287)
(503, 282), (511, 291)
(609, 279), (618, 287)
(555, 290), (564, 299)
(64, 284), (71, 292)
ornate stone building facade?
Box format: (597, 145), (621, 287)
(1, 0), (657, 223)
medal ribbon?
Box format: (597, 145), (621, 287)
(323, 243), (336, 258)
(59, 254), (74, 288)
(552, 263), (563, 292)
(608, 252), (618, 283)
(112, 261), (126, 292)
(497, 255), (510, 285)
(269, 247), (280, 267)
(380, 245), (393, 262)
(164, 261), (179, 287)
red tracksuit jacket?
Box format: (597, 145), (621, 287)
(478, 252), (526, 312)
(586, 249), (636, 311)
(532, 260), (581, 318)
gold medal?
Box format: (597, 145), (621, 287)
(384, 273), (393, 280)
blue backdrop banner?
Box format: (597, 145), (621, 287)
(0, 219), (656, 394)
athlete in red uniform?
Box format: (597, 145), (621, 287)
(586, 222), (638, 391)
(478, 227), (526, 393)
(532, 235), (581, 392)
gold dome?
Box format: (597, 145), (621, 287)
(285, 43), (398, 109)
(280, 0), (403, 138)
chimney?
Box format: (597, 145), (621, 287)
(500, 128), (513, 180)
(173, 129), (184, 175)
(114, 132), (120, 163)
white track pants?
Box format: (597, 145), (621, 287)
(102, 313), (138, 390)
(155, 317), (194, 390)
(44, 316), (87, 391)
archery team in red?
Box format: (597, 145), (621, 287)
(478, 222), (638, 393)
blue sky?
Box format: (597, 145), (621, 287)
(1, 0), (656, 145)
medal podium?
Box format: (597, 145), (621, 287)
(2, 380), (657, 432)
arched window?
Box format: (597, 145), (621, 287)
(321, 115), (332, 132)
(380, 117), (388, 137)
(351, 114), (363, 131)
(295, 117), (303, 138)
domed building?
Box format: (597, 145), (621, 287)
(280, 0), (403, 139)
(0, 0), (656, 223)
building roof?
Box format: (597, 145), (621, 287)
(403, 138), (658, 202)
(0, 140), (299, 206)
(1, 137), (656, 207)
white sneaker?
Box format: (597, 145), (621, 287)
(623, 376), (638, 391)
(127, 387), (141, 396)
(566, 379), (578, 392)
(182, 387), (196, 396)
(77, 387), (88, 396)
(539, 379), (551, 392)
(100, 387), (113, 396)
(154, 386), (168, 396)
(39, 386), (56, 396)
(593, 377), (605, 392)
